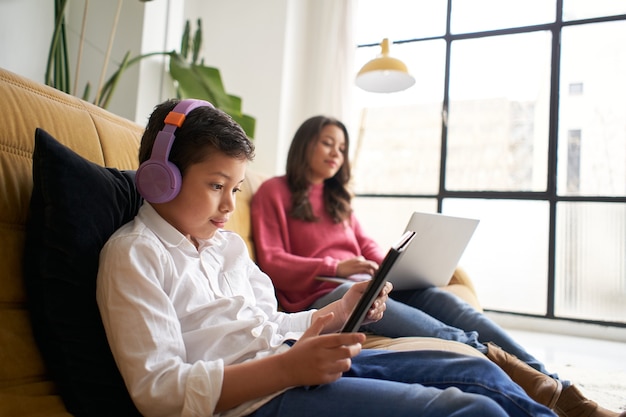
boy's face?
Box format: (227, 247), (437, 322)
(153, 151), (247, 246)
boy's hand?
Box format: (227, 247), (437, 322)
(311, 280), (391, 333)
(282, 314), (365, 386)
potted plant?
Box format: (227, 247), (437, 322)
(46, 1), (255, 138)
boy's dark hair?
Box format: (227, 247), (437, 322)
(138, 99), (255, 175)
(286, 115), (352, 223)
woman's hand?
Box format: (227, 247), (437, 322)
(336, 256), (378, 278)
(313, 280), (392, 333)
(281, 314), (365, 386)
(341, 280), (391, 325)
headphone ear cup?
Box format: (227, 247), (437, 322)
(136, 99), (213, 204)
(135, 159), (182, 203)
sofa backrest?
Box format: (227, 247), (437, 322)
(0, 67), (144, 414)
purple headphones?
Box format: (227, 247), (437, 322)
(136, 99), (214, 203)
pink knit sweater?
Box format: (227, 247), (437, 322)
(250, 176), (384, 312)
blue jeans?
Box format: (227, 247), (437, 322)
(310, 283), (560, 380)
(249, 349), (556, 417)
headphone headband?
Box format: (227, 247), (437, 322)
(136, 99), (214, 203)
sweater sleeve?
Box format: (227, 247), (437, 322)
(251, 177), (338, 311)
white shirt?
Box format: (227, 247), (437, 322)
(96, 203), (313, 417)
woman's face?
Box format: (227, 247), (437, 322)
(307, 124), (346, 184)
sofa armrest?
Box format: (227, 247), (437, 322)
(446, 267), (482, 311)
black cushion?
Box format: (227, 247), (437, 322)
(23, 128), (143, 417)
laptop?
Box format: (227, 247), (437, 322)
(341, 230), (415, 333)
(386, 212), (479, 290)
(318, 211), (479, 291)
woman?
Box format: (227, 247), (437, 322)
(251, 115), (623, 417)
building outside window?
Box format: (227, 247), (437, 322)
(351, 0), (626, 327)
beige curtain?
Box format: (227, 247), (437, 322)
(304, 0), (356, 121)
(282, 0), (357, 131)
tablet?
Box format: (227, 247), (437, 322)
(340, 230), (416, 333)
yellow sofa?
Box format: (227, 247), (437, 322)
(0, 67), (484, 417)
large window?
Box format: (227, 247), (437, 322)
(352, 0), (626, 327)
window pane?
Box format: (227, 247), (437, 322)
(443, 199), (550, 315)
(352, 41), (446, 194)
(451, 0), (555, 33)
(446, 32), (551, 191)
(353, 197), (437, 248)
(557, 21), (626, 197)
(563, 0), (626, 21)
(355, 0), (447, 44)
(555, 202), (626, 324)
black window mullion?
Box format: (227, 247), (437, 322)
(545, 0), (564, 319)
(438, 0), (454, 213)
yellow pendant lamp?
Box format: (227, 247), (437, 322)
(355, 38), (415, 93)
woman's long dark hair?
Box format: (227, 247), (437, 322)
(286, 116), (352, 223)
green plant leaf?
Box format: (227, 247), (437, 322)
(169, 54), (228, 105)
(45, 14), (255, 138)
(192, 18), (202, 65)
(231, 113), (256, 140)
(81, 82), (91, 102)
(46, 0), (70, 91)
(169, 54), (256, 138)
(181, 20), (190, 60)
(97, 51), (131, 109)
(99, 51), (172, 100)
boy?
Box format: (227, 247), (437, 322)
(96, 99), (555, 417)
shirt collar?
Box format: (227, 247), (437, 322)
(137, 203), (225, 254)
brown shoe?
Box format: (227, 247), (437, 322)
(485, 342), (563, 409)
(554, 385), (625, 417)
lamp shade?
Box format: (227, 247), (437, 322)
(355, 38), (415, 93)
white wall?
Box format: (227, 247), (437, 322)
(65, 1), (147, 121)
(135, 1), (182, 127)
(0, 0), (148, 122)
(0, 0), (54, 82)
(181, 0), (355, 176)
(183, 0), (295, 175)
